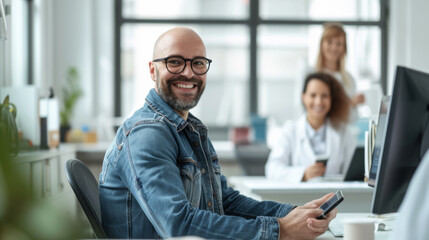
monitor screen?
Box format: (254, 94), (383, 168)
(367, 95), (391, 187)
(371, 66), (429, 215)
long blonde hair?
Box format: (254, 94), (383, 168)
(316, 22), (352, 89)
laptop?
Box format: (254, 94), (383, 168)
(344, 147), (365, 181)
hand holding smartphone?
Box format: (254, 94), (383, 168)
(316, 190), (344, 219)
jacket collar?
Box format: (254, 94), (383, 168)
(145, 88), (206, 132)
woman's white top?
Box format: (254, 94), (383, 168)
(265, 115), (356, 183)
(305, 120), (327, 155)
(325, 69), (356, 98)
(305, 67), (357, 98)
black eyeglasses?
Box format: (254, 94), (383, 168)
(152, 56), (212, 75)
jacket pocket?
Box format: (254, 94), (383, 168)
(100, 144), (116, 184)
(178, 158), (201, 207)
(211, 155), (222, 198)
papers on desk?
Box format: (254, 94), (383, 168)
(364, 120), (376, 180)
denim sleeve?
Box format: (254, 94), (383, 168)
(220, 174), (295, 219)
(121, 123), (283, 240)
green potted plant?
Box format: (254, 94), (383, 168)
(0, 95), (19, 156)
(60, 67), (83, 142)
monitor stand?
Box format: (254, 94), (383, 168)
(368, 212), (397, 232)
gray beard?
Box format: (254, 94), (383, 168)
(157, 78), (203, 111)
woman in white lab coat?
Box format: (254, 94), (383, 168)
(265, 72), (356, 183)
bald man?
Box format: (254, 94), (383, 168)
(99, 27), (337, 240)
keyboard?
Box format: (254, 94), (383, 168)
(328, 218), (344, 237)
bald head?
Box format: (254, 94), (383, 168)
(152, 27), (206, 60)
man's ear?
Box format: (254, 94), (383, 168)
(149, 61), (157, 82)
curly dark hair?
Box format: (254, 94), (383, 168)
(302, 72), (351, 128)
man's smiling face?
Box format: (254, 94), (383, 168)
(149, 28), (207, 112)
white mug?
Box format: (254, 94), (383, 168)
(343, 218), (375, 240)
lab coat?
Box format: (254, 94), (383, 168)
(265, 115), (356, 183)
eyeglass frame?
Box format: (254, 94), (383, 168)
(152, 56), (212, 75)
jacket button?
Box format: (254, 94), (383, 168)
(193, 142), (198, 147)
(207, 201), (212, 207)
(201, 168), (206, 174)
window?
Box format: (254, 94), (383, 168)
(122, 0), (248, 19)
(258, 25), (381, 122)
(260, 0), (380, 20)
(115, 0), (388, 130)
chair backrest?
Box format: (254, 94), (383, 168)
(65, 159), (107, 238)
(235, 143), (271, 176)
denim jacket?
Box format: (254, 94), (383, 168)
(99, 89), (295, 239)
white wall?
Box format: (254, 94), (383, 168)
(388, 0), (429, 93)
(1, 0), (114, 141)
(52, 0), (94, 129)
(36, 0), (114, 139)
(34, 0), (54, 95)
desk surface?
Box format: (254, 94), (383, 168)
(229, 176), (373, 193)
(229, 176), (374, 213)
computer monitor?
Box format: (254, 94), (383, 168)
(367, 95), (391, 187)
(370, 66), (429, 215)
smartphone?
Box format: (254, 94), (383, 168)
(316, 158), (328, 166)
(316, 190), (344, 219)
(315, 156), (329, 166)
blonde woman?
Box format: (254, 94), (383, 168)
(265, 72), (356, 183)
(316, 22), (365, 120)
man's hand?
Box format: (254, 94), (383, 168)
(303, 162), (326, 181)
(278, 193), (338, 240)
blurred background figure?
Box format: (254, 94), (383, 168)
(265, 72), (356, 183)
(388, 149), (429, 240)
(315, 22), (365, 122)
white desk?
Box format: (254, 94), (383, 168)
(228, 176), (374, 213)
(318, 232), (390, 240)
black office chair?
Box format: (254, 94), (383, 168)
(65, 159), (107, 239)
(235, 143), (271, 176)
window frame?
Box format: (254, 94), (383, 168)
(113, 0), (389, 118)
